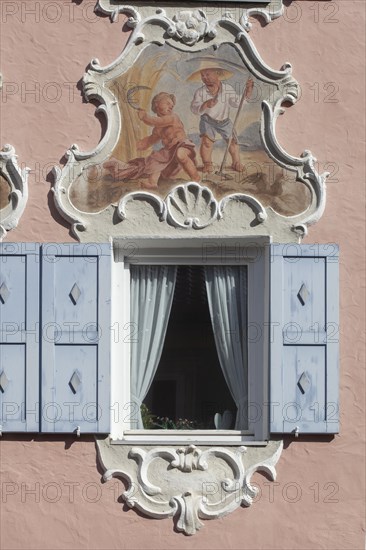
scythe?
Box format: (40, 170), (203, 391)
(126, 85), (152, 110)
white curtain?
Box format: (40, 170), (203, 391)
(130, 265), (177, 428)
(205, 266), (248, 430)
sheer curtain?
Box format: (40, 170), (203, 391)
(130, 265), (177, 428)
(205, 266), (248, 430)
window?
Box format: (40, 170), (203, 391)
(0, 240), (339, 439)
(112, 237), (269, 444)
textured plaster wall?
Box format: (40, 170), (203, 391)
(0, 1), (365, 549)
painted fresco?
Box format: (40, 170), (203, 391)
(70, 44), (310, 216)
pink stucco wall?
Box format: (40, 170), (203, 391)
(0, 1), (365, 548)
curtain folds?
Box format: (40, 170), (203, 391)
(205, 266), (248, 430)
(130, 265), (177, 428)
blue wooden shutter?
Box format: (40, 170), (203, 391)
(41, 243), (111, 433)
(0, 243), (40, 432)
(270, 244), (339, 434)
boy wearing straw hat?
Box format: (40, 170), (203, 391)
(189, 60), (253, 173)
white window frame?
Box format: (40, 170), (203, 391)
(110, 236), (270, 445)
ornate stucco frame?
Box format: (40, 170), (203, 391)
(0, 74), (29, 240)
(53, 1), (327, 243)
(0, 144), (29, 241)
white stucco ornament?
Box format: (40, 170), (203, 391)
(169, 10), (211, 45)
(0, 74), (30, 241)
(96, 1), (285, 33)
(97, 439), (283, 536)
(0, 75), (29, 240)
(53, 3), (328, 243)
(118, 182), (267, 229)
(0, 144), (29, 241)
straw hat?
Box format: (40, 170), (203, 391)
(186, 57), (234, 82)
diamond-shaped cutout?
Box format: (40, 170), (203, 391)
(69, 283), (81, 305)
(0, 282), (10, 304)
(69, 370), (82, 394)
(297, 371), (311, 394)
(0, 370), (9, 393)
(297, 283), (309, 306)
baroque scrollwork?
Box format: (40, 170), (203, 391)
(0, 74), (29, 240)
(117, 183), (267, 229)
(0, 144), (29, 241)
(260, 99), (327, 235)
(52, 3), (327, 243)
(96, 1), (284, 34)
(97, 440), (283, 536)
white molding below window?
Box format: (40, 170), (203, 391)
(114, 430), (268, 446)
(97, 438), (283, 535)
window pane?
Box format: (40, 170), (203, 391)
(143, 266), (242, 429)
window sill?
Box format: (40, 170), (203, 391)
(111, 430), (268, 446)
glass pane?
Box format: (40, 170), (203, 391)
(143, 266), (239, 429)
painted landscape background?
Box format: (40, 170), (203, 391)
(70, 44), (310, 216)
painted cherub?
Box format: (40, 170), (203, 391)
(103, 92), (199, 189)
